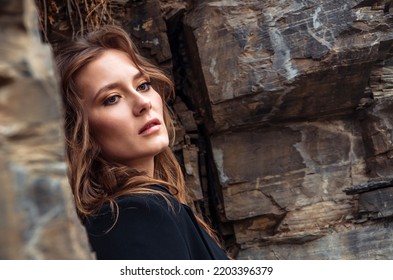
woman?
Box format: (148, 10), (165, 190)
(55, 25), (228, 260)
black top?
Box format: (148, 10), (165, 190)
(84, 185), (228, 260)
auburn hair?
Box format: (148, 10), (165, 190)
(55, 25), (218, 240)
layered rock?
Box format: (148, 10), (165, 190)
(27, 0), (393, 259)
(183, 0), (393, 259)
(0, 0), (91, 259)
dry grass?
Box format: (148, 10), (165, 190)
(36, 0), (115, 40)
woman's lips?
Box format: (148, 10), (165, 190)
(139, 119), (161, 135)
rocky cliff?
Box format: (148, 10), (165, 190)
(182, 0), (393, 259)
(0, 0), (91, 259)
(2, 0), (392, 259)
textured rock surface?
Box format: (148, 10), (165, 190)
(29, 0), (393, 259)
(184, 0), (393, 130)
(0, 0), (92, 259)
(239, 221), (393, 259)
(183, 0), (393, 259)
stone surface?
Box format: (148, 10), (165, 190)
(183, 0), (393, 259)
(358, 187), (393, 219)
(360, 79), (393, 177)
(212, 119), (367, 220)
(31, 0), (393, 259)
(238, 221), (393, 259)
(182, 144), (204, 201)
(184, 1), (393, 131)
(1, 0), (92, 259)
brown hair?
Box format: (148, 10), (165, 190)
(55, 25), (218, 240)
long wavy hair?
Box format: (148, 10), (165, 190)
(55, 25), (218, 240)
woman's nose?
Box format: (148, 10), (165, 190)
(132, 93), (152, 116)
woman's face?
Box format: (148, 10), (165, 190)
(75, 49), (169, 175)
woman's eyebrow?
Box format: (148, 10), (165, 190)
(93, 71), (147, 101)
(93, 82), (121, 102)
(134, 71), (148, 81)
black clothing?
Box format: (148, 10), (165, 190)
(84, 185), (228, 260)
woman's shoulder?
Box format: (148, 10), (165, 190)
(83, 184), (229, 260)
(84, 185), (181, 241)
(90, 184), (178, 219)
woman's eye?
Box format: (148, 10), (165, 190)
(137, 82), (151, 92)
(103, 95), (120, 106)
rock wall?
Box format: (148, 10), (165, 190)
(20, 0), (393, 259)
(0, 0), (91, 259)
(182, 0), (393, 259)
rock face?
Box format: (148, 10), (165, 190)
(182, 0), (393, 259)
(23, 0), (393, 259)
(0, 0), (91, 259)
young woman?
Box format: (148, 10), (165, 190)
(55, 25), (228, 260)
